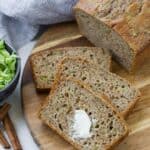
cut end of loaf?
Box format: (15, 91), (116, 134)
(40, 79), (128, 150)
(74, 9), (136, 71)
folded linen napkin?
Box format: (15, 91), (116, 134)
(0, 0), (77, 49)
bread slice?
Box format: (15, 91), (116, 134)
(56, 57), (140, 117)
(40, 79), (128, 150)
(30, 47), (111, 90)
(74, 0), (150, 71)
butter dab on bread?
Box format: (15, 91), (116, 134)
(70, 110), (92, 139)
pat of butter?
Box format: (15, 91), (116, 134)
(71, 110), (92, 139)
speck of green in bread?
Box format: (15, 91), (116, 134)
(40, 75), (47, 81)
(0, 40), (17, 90)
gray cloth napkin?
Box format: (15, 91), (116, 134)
(0, 0), (77, 49)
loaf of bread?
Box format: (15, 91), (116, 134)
(74, 0), (150, 71)
(40, 79), (128, 150)
(56, 57), (140, 117)
(30, 47), (111, 90)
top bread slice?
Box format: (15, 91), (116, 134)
(56, 57), (141, 117)
(74, 0), (150, 71)
(40, 79), (128, 150)
(30, 47), (111, 90)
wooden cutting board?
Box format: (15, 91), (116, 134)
(21, 22), (150, 150)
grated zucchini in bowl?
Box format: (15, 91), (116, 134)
(0, 40), (17, 90)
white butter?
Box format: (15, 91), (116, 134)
(71, 110), (92, 139)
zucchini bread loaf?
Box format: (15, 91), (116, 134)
(30, 47), (111, 90)
(40, 79), (128, 150)
(74, 0), (150, 71)
(56, 57), (140, 117)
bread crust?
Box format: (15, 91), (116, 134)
(39, 78), (129, 150)
(29, 55), (42, 90)
(74, 0), (150, 54)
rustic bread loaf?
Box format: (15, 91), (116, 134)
(30, 47), (111, 90)
(74, 0), (150, 71)
(40, 79), (128, 150)
(56, 57), (140, 117)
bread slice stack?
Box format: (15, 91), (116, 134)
(30, 46), (140, 149)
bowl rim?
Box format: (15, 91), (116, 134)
(0, 42), (21, 92)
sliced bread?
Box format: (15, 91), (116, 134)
(40, 79), (128, 150)
(30, 47), (111, 90)
(56, 57), (141, 117)
(74, 0), (150, 71)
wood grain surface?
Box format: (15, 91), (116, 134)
(21, 22), (150, 150)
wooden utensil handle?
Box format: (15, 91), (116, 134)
(3, 114), (22, 150)
(0, 103), (11, 120)
(0, 129), (10, 149)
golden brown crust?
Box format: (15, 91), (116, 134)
(30, 46), (109, 63)
(74, 0), (150, 54)
(132, 44), (150, 72)
(121, 94), (141, 118)
(112, 0), (150, 53)
(29, 55), (41, 89)
(39, 78), (129, 150)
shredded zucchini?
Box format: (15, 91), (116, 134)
(0, 40), (17, 89)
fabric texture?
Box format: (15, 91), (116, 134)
(0, 0), (77, 49)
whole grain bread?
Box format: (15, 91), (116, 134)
(56, 57), (141, 117)
(30, 47), (111, 90)
(40, 79), (128, 150)
(74, 0), (150, 71)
